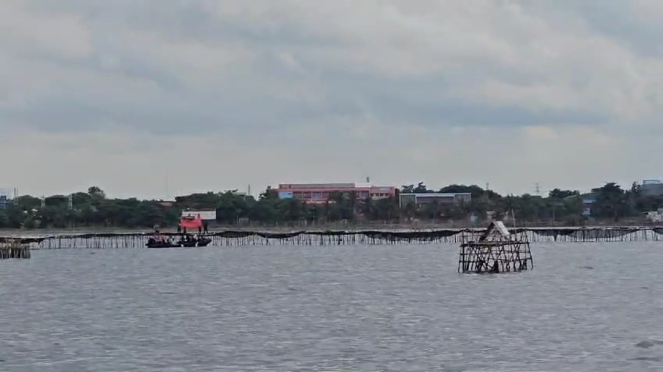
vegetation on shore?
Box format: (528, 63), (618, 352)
(0, 182), (658, 229)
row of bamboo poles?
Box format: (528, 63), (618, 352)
(15, 227), (663, 250)
(0, 241), (31, 259)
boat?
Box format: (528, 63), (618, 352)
(146, 235), (212, 248)
(146, 241), (182, 248)
(181, 236), (212, 247)
(146, 237), (181, 248)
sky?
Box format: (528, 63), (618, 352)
(1, 0), (661, 199)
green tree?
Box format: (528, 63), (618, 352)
(0, 181), (655, 229)
(216, 191), (249, 224)
(592, 183), (630, 221)
(373, 197), (399, 221)
(15, 195), (42, 210)
(0, 211), (9, 228)
(548, 188), (580, 199)
(88, 186), (106, 200)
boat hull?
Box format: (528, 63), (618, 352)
(146, 237), (212, 248)
(146, 243), (182, 248)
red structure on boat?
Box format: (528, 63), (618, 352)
(180, 214), (203, 230)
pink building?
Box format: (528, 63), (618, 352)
(276, 183), (397, 204)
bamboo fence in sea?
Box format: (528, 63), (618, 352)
(0, 239), (31, 259)
(2, 226), (662, 250)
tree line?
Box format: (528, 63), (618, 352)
(0, 182), (660, 229)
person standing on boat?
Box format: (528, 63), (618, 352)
(152, 228), (164, 243)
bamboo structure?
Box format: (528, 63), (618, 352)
(458, 221), (532, 274)
(1, 226), (663, 250)
(0, 239), (31, 259)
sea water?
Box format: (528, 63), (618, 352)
(1, 242), (662, 371)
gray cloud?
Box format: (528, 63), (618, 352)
(0, 0), (660, 196)
(521, 0), (662, 58)
(3, 0), (658, 135)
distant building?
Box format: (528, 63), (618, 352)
(181, 210), (217, 220)
(641, 179), (663, 197)
(276, 183), (397, 204)
(157, 200), (175, 208)
(580, 193), (596, 216)
(0, 188), (16, 210)
(646, 209), (663, 223)
(399, 193), (471, 207)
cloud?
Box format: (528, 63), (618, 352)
(0, 0), (660, 198)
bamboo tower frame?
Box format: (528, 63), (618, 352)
(458, 220), (533, 273)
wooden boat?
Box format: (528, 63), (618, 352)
(181, 237), (212, 247)
(146, 236), (212, 248)
(146, 238), (181, 248)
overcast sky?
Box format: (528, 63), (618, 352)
(1, 0), (661, 199)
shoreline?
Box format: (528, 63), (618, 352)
(0, 224), (659, 237)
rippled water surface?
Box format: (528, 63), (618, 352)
(2, 242), (663, 371)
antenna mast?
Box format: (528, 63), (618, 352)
(165, 171), (169, 200)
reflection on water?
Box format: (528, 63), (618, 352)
(1, 242), (663, 371)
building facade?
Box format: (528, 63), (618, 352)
(181, 210), (217, 220)
(399, 192), (471, 207)
(276, 183), (397, 204)
(0, 188), (16, 210)
(646, 209), (663, 223)
(580, 193), (596, 216)
(641, 179), (663, 197)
